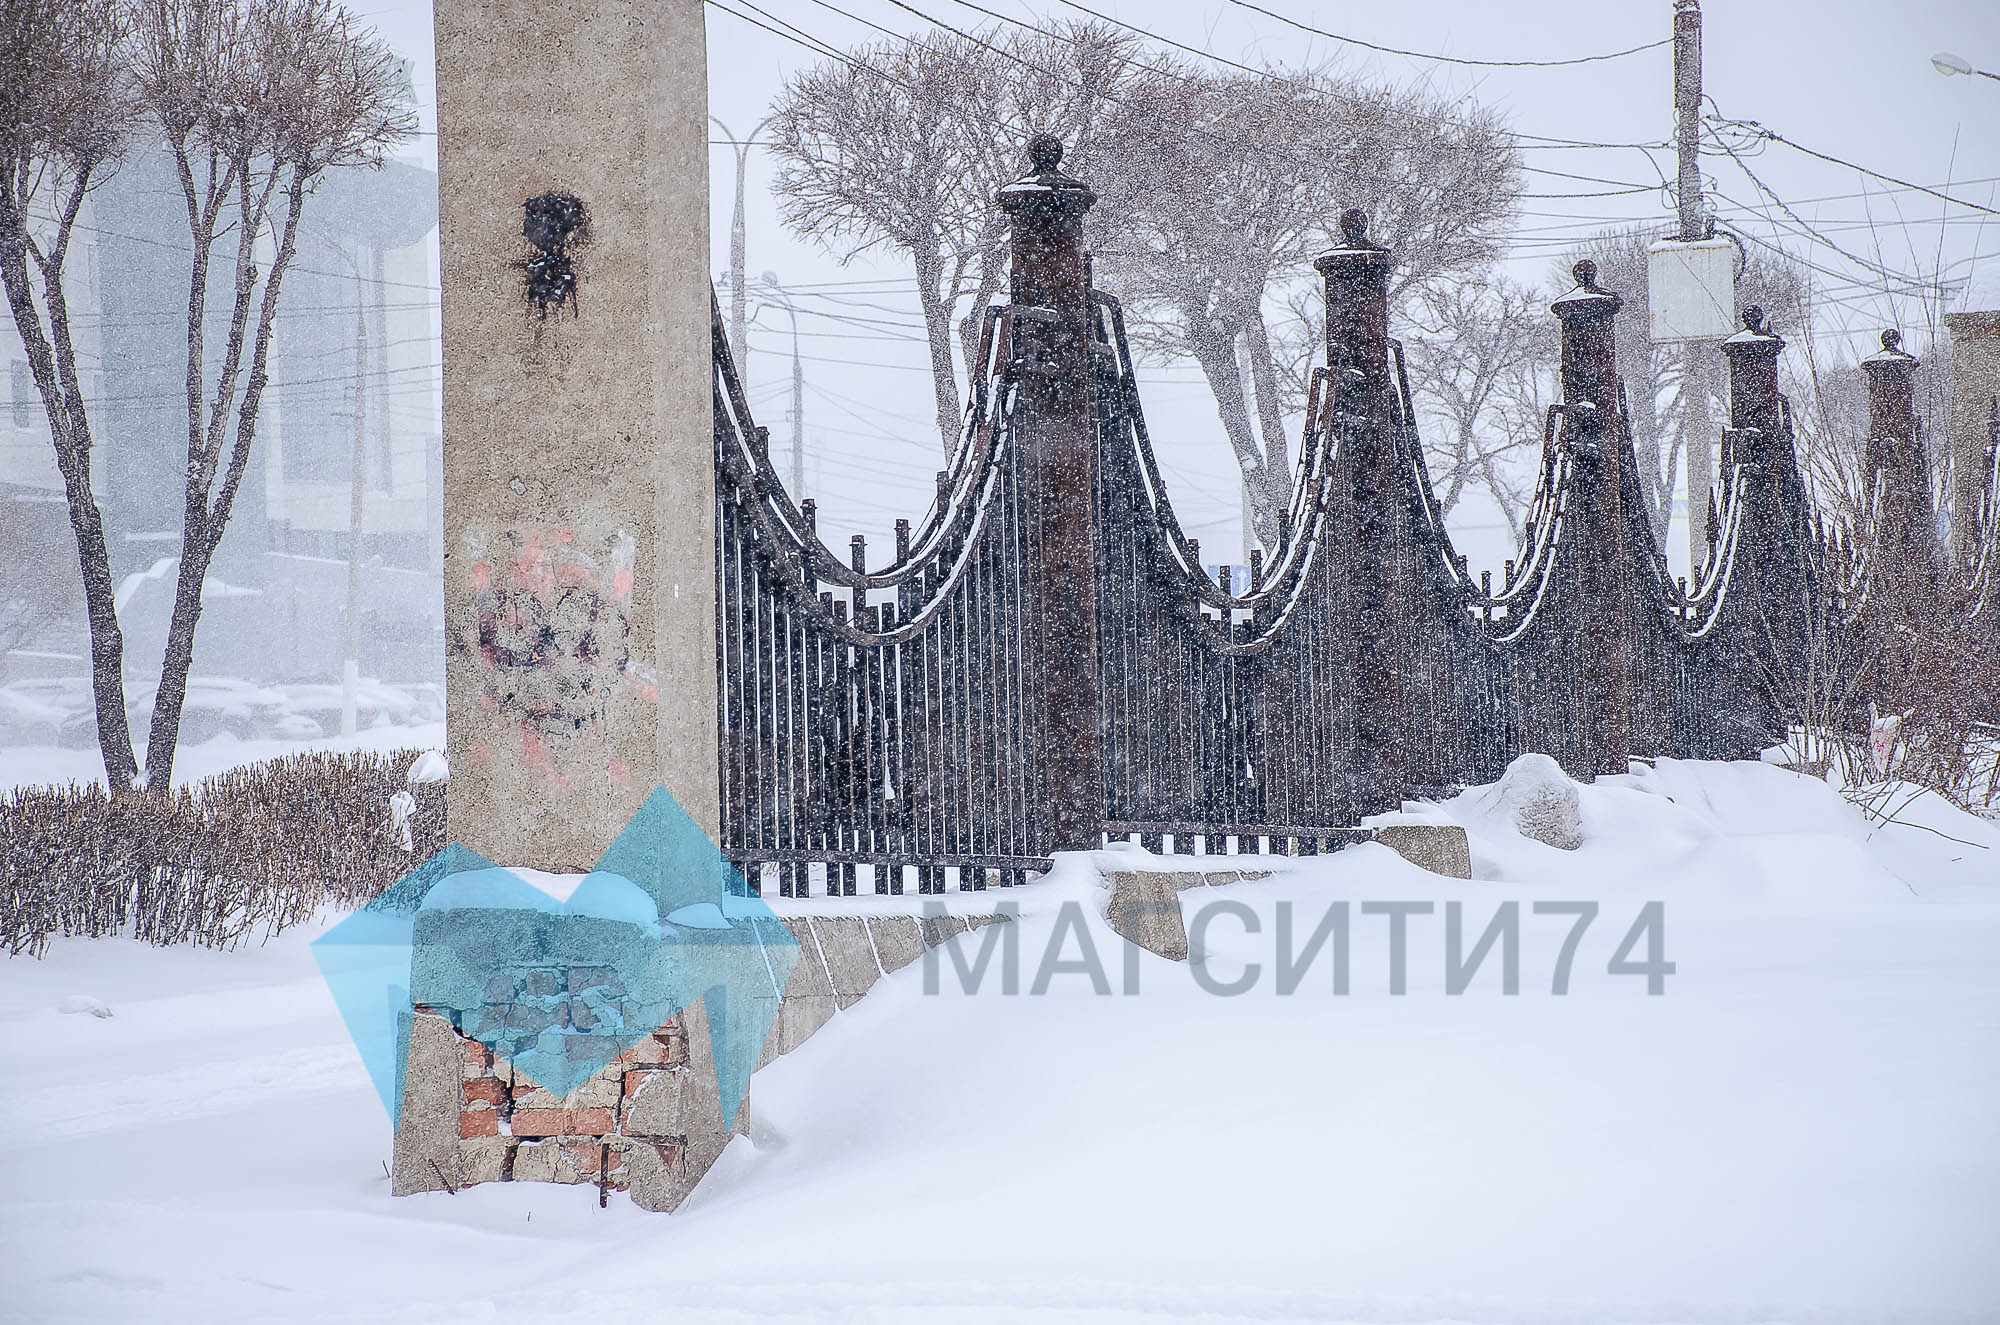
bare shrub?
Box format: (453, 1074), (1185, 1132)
(1, 748), (444, 956)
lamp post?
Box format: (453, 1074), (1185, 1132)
(710, 115), (771, 381)
(1932, 51), (2000, 83)
(756, 272), (806, 498)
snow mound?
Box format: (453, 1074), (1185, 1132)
(405, 750), (449, 783)
(55, 995), (112, 1018)
(1476, 752), (1584, 850)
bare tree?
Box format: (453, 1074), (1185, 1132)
(1091, 62), (1518, 545)
(132, 0), (412, 790)
(3, 0), (410, 793)
(0, 0), (144, 787)
(767, 22), (1142, 452)
(1400, 275), (1554, 526)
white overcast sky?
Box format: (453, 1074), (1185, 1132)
(361, 0), (2000, 572)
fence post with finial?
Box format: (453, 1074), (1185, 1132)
(1314, 208), (1408, 815)
(1722, 305), (1815, 708)
(1550, 259), (1632, 778)
(1860, 329), (1946, 698)
(997, 133), (1104, 852)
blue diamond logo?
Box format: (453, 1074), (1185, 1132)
(313, 788), (798, 1132)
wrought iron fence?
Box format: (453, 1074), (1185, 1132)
(711, 146), (1990, 897)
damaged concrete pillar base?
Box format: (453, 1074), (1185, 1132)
(623, 996), (736, 1214)
(391, 1009), (463, 1196)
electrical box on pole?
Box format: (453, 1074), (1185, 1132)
(1653, 1), (1734, 343)
(1647, 237), (1737, 342)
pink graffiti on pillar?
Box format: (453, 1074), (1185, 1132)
(459, 523), (644, 790)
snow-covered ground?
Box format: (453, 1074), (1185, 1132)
(3, 759), (1997, 1324)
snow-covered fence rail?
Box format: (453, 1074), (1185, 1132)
(0, 750), (444, 955)
(712, 137), (1993, 896)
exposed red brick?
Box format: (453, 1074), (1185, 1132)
(463, 1077), (507, 1107)
(619, 1038), (672, 1067)
(461, 1109), (499, 1139)
(622, 1069), (654, 1097)
(462, 1039), (494, 1073)
(511, 1107), (615, 1138)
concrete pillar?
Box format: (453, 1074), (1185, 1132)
(1550, 260), (1631, 778)
(1314, 209), (1406, 814)
(434, 0), (717, 868)
(998, 134), (1103, 852)
(1943, 309), (2000, 564)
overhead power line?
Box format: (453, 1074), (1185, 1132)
(1220, 0), (1671, 69)
(1706, 107), (2000, 218)
(1046, 0), (1659, 151)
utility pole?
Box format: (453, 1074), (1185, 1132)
(1674, 0), (1704, 245)
(341, 283), (368, 738)
(710, 115), (770, 381)
(1673, 0), (1718, 572)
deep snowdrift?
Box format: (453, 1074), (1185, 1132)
(2, 759), (1996, 1324)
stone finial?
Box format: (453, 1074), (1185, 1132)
(1313, 206), (1388, 273)
(1862, 327), (1917, 369)
(997, 133), (1093, 214)
(1551, 257), (1620, 318)
(1724, 302), (1783, 351)
(1028, 132), (1064, 175)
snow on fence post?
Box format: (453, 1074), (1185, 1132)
(1550, 260), (1633, 778)
(1314, 209), (1408, 814)
(998, 134), (1106, 852)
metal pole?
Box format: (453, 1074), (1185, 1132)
(791, 316), (805, 497)
(1674, 0), (1704, 243)
(757, 275), (809, 497)
(709, 116), (770, 378)
(341, 271), (368, 738)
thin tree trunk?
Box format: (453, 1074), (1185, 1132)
(1243, 305), (1292, 504)
(911, 244), (964, 452)
(147, 170), (307, 789)
(1181, 303), (1285, 546)
(956, 232), (1007, 382)
(0, 173), (139, 791)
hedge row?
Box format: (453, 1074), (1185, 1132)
(1, 749), (444, 956)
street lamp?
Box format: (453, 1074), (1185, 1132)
(1932, 51), (2000, 83)
(710, 115), (773, 380)
(755, 272), (807, 500)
